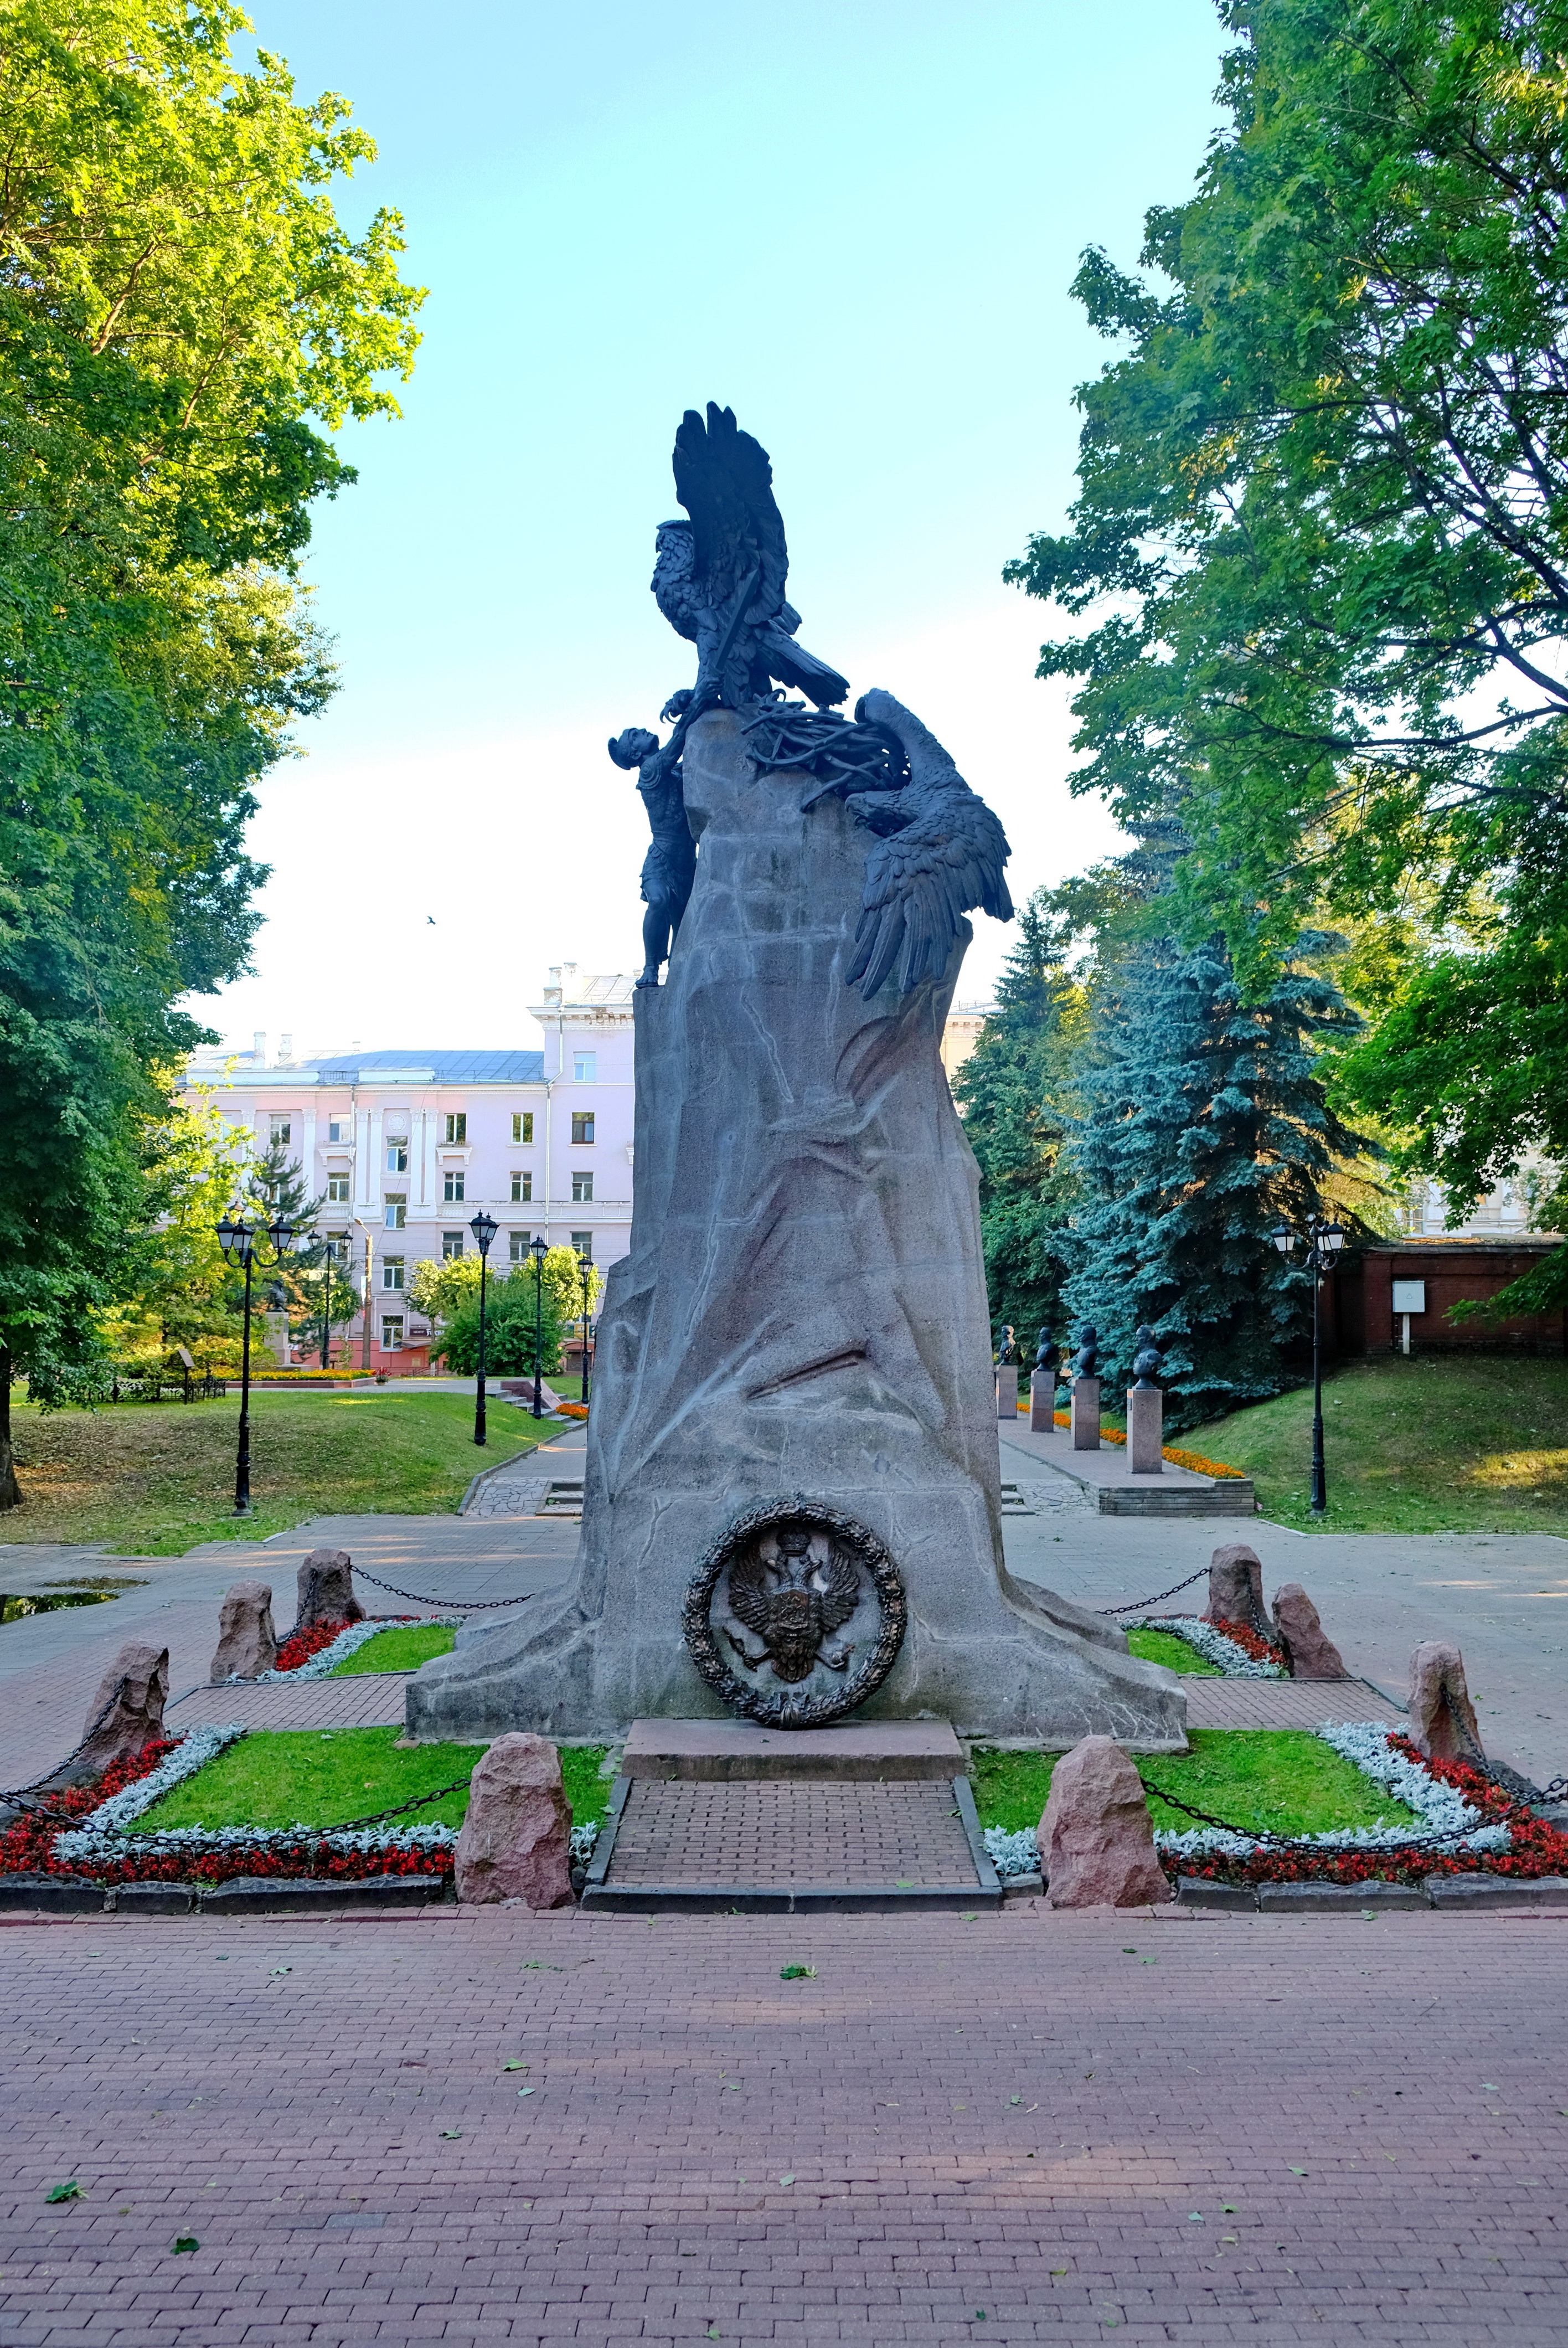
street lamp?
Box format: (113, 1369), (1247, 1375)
(216, 1207), (300, 1513)
(318, 1236), (338, 1376)
(469, 1210), (498, 1446)
(576, 1245), (594, 1404)
(529, 1234), (550, 1419)
(1271, 1216), (1347, 1516)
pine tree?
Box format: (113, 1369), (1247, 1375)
(952, 892), (1091, 1348)
(1062, 927), (1370, 1430)
(240, 1140), (329, 1341)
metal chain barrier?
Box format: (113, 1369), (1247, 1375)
(352, 1573), (538, 1612)
(107, 1772), (475, 1844)
(1136, 1771), (1547, 1853)
(1095, 1568), (1208, 1617)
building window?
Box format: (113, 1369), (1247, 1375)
(571, 1171), (593, 1203)
(444, 1170), (465, 1202)
(509, 1232), (528, 1263)
(442, 1230), (465, 1260)
(571, 1112), (595, 1145)
(327, 1230), (349, 1264)
(571, 1230), (594, 1260)
(384, 1196), (406, 1230)
(383, 1258), (404, 1291)
(512, 1112), (533, 1143)
(270, 1114), (292, 1145)
(444, 1112), (467, 1144)
(573, 1052), (595, 1083)
(327, 1174), (350, 1203)
(381, 1318), (404, 1352)
(327, 1118), (348, 1144)
(386, 1140), (409, 1173)
(510, 1171), (532, 1202)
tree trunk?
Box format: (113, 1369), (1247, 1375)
(0, 1343), (22, 1510)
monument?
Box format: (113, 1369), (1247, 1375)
(408, 405), (1183, 1749)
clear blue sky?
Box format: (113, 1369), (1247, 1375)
(205, 0), (1226, 1055)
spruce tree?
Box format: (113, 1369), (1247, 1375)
(1062, 926), (1369, 1430)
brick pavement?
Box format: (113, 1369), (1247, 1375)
(2, 1907), (1566, 2346)
(166, 1674), (430, 1732)
(1181, 1680), (1399, 1731)
(602, 1782), (981, 1891)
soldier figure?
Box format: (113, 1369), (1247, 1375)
(608, 720), (699, 990)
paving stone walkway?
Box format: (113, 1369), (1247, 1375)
(2, 1906), (1565, 2346)
(601, 1780), (983, 1895)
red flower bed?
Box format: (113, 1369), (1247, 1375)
(1212, 1615), (1289, 1670)
(1167, 1736), (1568, 1888)
(0, 1738), (179, 1876)
(271, 1618), (352, 1673)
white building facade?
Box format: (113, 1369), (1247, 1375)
(183, 965), (635, 1372)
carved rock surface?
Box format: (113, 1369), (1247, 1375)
(1205, 1543), (1271, 1640)
(76, 1641), (170, 1776)
(296, 1549), (363, 1633)
(1041, 1734), (1173, 1908)
(211, 1580), (277, 1682)
(1271, 1583), (1347, 1679)
(453, 1733), (573, 1908)
(1409, 1640), (1484, 1763)
(408, 710), (1184, 1750)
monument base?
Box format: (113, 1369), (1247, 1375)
(620, 1717), (965, 1781)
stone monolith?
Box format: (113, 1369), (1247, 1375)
(408, 709), (1183, 1749)
(1205, 1543), (1272, 1641)
(1409, 1640), (1484, 1763)
(210, 1580), (277, 1682)
(295, 1549), (363, 1632)
(1040, 1734), (1173, 1908)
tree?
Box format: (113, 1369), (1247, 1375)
(99, 1088), (250, 1369)
(1005, 0), (1568, 1294)
(0, 0), (422, 1499)
(435, 1273), (565, 1381)
(953, 891), (1092, 1348)
(240, 1136), (329, 1345)
(410, 1245), (601, 1333)
(1062, 923), (1370, 1429)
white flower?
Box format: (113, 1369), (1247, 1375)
(70, 1724), (249, 1832)
(1128, 1615), (1287, 1679)
(1150, 1722), (1509, 1860)
(983, 1826), (1040, 1880)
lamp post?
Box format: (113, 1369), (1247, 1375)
(216, 1207), (300, 1513)
(529, 1234), (550, 1418)
(318, 1238), (336, 1375)
(469, 1210), (498, 1446)
(1271, 1216), (1347, 1516)
(576, 1247), (594, 1404)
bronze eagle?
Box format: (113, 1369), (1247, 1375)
(723, 1526), (860, 1683)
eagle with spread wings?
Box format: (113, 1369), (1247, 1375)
(652, 404), (849, 712)
(724, 1526), (860, 1684)
(836, 688), (1014, 1000)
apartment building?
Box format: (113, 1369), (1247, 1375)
(183, 965), (634, 1372)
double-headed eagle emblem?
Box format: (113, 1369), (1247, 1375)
(723, 1526), (861, 1683)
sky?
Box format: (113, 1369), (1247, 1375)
(202, 0), (1227, 1058)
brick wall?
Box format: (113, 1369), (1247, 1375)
(1335, 1240), (1566, 1355)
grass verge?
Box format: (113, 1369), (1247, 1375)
(971, 1729), (1422, 1839)
(0, 1391), (557, 1554)
(1190, 1355), (1568, 1534)
(1125, 1626), (1220, 1676)
(328, 1624), (457, 1675)
(135, 1727), (614, 1836)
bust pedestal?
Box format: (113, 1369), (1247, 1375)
(1071, 1377), (1101, 1451)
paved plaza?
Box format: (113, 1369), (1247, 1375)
(3, 1905), (1566, 2347)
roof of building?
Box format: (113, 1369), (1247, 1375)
(301, 1050), (546, 1083)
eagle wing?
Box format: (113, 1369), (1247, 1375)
(725, 1547), (775, 1639)
(840, 689), (1013, 999)
(816, 1544), (862, 1638)
(673, 404), (788, 620)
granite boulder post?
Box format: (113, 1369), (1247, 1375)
(295, 1549), (363, 1633)
(75, 1641), (170, 1776)
(1408, 1640), (1484, 1764)
(1204, 1543), (1272, 1642)
(210, 1580), (277, 1682)
(453, 1733), (573, 1908)
(1040, 1734), (1172, 1908)
(1271, 1584), (1347, 1679)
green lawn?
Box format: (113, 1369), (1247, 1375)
(1189, 1355), (1568, 1533)
(1125, 1625), (1220, 1676)
(0, 1391), (557, 1555)
(971, 1729), (1421, 1839)
(328, 1623), (457, 1675)
(133, 1727), (614, 1835)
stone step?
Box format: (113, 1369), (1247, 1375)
(621, 1717), (966, 1781)
(540, 1479), (584, 1516)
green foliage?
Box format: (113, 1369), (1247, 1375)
(411, 1244), (600, 1336)
(435, 1271), (565, 1379)
(952, 891), (1091, 1345)
(0, 0), (422, 1494)
(1008, 0), (1568, 1297)
(327, 1622), (455, 1675)
(1062, 911), (1369, 1428)
(99, 1088), (250, 1368)
(407, 1253), (485, 1325)
(1125, 1626), (1221, 1677)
